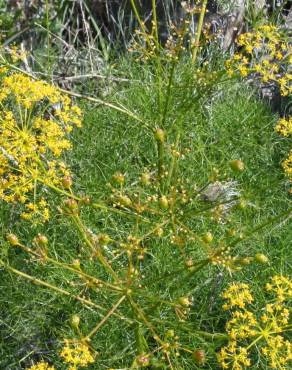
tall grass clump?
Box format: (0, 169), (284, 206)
(0, 1), (291, 369)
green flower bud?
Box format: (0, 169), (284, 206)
(178, 296), (191, 307)
(166, 329), (175, 338)
(238, 199), (247, 209)
(154, 128), (165, 142)
(141, 172), (151, 186)
(185, 259), (194, 268)
(137, 354), (150, 366)
(255, 253), (269, 264)
(230, 159), (245, 172)
(155, 227), (164, 237)
(98, 234), (111, 245)
(112, 172), (125, 185)
(34, 234), (48, 246)
(159, 195), (169, 209)
(72, 259), (81, 269)
(62, 176), (73, 189)
(118, 195), (132, 207)
(81, 196), (91, 205)
(6, 233), (19, 246)
(63, 199), (79, 214)
(71, 314), (80, 328)
(238, 257), (252, 266)
(202, 232), (213, 243)
(227, 229), (237, 237)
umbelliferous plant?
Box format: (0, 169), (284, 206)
(0, 1), (291, 369)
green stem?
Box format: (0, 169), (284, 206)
(166, 130), (181, 192)
(84, 295), (126, 340)
(71, 213), (120, 282)
(194, 330), (228, 341)
(0, 259), (104, 311)
(157, 139), (164, 184)
(151, 0), (159, 46)
(127, 295), (163, 345)
(246, 334), (263, 350)
(37, 177), (146, 219)
(229, 207), (292, 248)
(130, 0), (147, 34)
(0, 258), (132, 323)
(192, 0), (208, 63)
(161, 60), (176, 127)
(16, 242), (122, 292)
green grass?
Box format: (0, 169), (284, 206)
(0, 58), (291, 370)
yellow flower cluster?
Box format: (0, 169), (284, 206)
(222, 283), (253, 310)
(266, 275), (292, 302)
(60, 340), (95, 369)
(26, 362), (55, 370)
(218, 276), (292, 369)
(283, 150), (292, 183)
(226, 25), (291, 96)
(275, 117), (292, 187)
(276, 117), (292, 137)
(0, 72), (82, 222)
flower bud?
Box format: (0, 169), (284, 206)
(178, 296), (191, 307)
(62, 176), (73, 189)
(112, 172), (125, 185)
(238, 257), (252, 266)
(63, 199), (79, 214)
(72, 259), (81, 269)
(202, 232), (213, 243)
(227, 229), (237, 237)
(34, 234), (48, 246)
(137, 354), (150, 366)
(166, 329), (175, 338)
(255, 253), (269, 264)
(141, 172), (151, 186)
(6, 233), (19, 246)
(238, 199), (247, 209)
(155, 227), (164, 237)
(230, 160), (245, 173)
(185, 259), (194, 268)
(154, 128), (165, 143)
(81, 196), (91, 205)
(159, 195), (169, 209)
(70, 314), (80, 328)
(193, 349), (206, 365)
(118, 195), (132, 207)
(98, 234), (111, 245)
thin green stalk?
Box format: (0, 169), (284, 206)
(58, 88), (148, 128)
(166, 130), (181, 192)
(0, 259), (104, 311)
(192, 0), (208, 63)
(37, 177), (147, 220)
(161, 60), (176, 126)
(146, 258), (209, 285)
(71, 213), (120, 282)
(194, 331), (228, 341)
(127, 295), (163, 345)
(157, 139), (164, 183)
(151, 0), (159, 46)
(16, 242), (122, 292)
(0, 258), (132, 323)
(229, 207), (292, 248)
(130, 0), (147, 34)
(84, 295), (126, 340)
